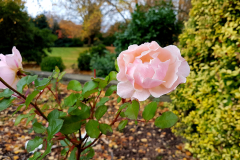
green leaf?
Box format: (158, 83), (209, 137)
(35, 78), (51, 90)
(69, 103), (91, 119)
(27, 136), (43, 152)
(60, 139), (70, 146)
(33, 121), (46, 133)
(115, 59), (119, 72)
(38, 141), (52, 160)
(59, 111), (67, 118)
(118, 120), (128, 130)
(120, 112), (125, 117)
(93, 78), (108, 89)
(117, 103), (129, 114)
(98, 79), (108, 89)
(95, 105), (108, 120)
(96, 97), (109, 107)
(14, 114), (29, 126)
(53, 66), (60, 79)
(124, 100), (139, 120)
(117, 97), (121, 103)
(60, 115), (86, 134)
(57, 71), (66, 82)
(17, 75), (38, 93)
(69, 147), (77, 160)
(12, 104), (24, 116)
(61, 148), (69, 156)
(26, 114), (35, 126)
(99, 123), (113, 135)
(83, 89), (98, 98)
(105, 71), (117, 83)
(142, 102), (157, 121)
(47, 119), (64, 141)
(86, 147), (95, 158)
(154, 111), (178, 129)
(64, 93), (77, 107)
(0, 89), (13, 98)
(82, 80), (98, 95)
(28, 152), (41, 160)
(68, 106), (77, 114)
(0, 97), (15, 112)
(25, 90), (40, 109)
(86, 120), (100, 138)
(67, 80), (82, 91)
(105, 85), (117, 96)
(47, 109), (60, 121)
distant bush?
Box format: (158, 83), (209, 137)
(54, 38), (83, 47)
(114, 1), (182, 54)
(90, 51), (116, 77)
(77, 50), (92, 71)
(77, 44), (115, 74)
(40, 57), (65, 72)
(89, 44), (106, 57)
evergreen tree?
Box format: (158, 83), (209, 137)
(0, 1), (57, 64)
(32, 14), (50, 30)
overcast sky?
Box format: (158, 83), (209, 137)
(25, 0), (54, 17)
(24, 0), (130, 31)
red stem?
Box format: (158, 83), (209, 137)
(94, 69), (96, 78)
(47, 86), (60, 105)
(55, 80), (59, 104)
(35, 89), (45, 106)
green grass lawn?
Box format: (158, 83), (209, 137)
(45, 47), (89, 68)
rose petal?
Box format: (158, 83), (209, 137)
(12, 46), (22, 62)
(149, 75), (186, 97)
(142, 78), (164, 88)
(162, 58), (181, 88)
(0, 66), (16, 89)
(151, 59), (170, 80)
(132, 88), (150, 101)
(128, 44), (138, 51)
(5, 47), (22, 70)
(0, 54), (6, 62)
(148, 41), (160, 51)
(0, 54), (6, 67)
(117, 81), (135, 99)
(156, 47), (176, 64)
(177, 60), (190, 77)
(164, 45), (181, 59)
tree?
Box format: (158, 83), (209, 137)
(64, 0), (103, 45)
(178, 0), (191, 21)
(0, 1), (57, 64)
(114, 1), (182, 54)
(31, 14), (50, 29)
(59, 20), (82, 38)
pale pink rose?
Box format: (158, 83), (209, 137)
(0, 47), (23, 89)
(117, 41), (190, 101)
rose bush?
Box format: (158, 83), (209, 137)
(0, 45), (189, 159)
(117, 41), (190, 101)
(0, 46), (23, 89)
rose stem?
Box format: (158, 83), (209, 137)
(0, 77), (77, 146)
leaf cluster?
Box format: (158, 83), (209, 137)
(169, 0), (240, 159)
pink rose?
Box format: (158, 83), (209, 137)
(116, 41), (190, 101)
(0, 47), (23, 89)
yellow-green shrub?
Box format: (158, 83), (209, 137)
(169, 0), (240, 159)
